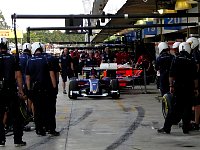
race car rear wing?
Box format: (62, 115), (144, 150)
(100, 63), (117, 70)
(82, 67), (100, 71)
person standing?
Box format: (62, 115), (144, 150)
(59, 48), (74, 94)
(186, 37), (200, 130)
(0, 37), (26, 147)
(20, 43), (32, 84)
(26, 42), (57, 136)
(158, 42), (198, 134)
(85, 51), (97, 67)
(172, 42), (181, 56)
(19, 43), (33, 115)
(101, 47), (116, 63)
(71, 50), (79, 78)
(155, 42), (174, 96)
(79, 50), (87, 75)
(42, 52), (60, 136)
(94, 50), (102, 66)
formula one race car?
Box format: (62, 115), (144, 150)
(68, 63), (120, 100)
(116, 63), (134, 89)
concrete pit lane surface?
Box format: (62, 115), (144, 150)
(4, 81), (200, 150)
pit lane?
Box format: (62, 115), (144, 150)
(4, 83), (200, 150)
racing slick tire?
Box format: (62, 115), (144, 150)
(68, 80), (78, 100)
(19, 98), (33, 126)
(162, 93), (173, 119)
(110, 79), (120, 99)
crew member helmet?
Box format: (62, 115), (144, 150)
(0, 37), (9, 50)
(10, 48), (16, 54)
(179, 42), (191, 54)
(31, 42), (44, 54)
(172, 42), (181, 49)
(158, 42), (169, 54)
(23, 43), (32, 51)
(186, 37), (199, 49)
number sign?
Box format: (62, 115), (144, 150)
(143, 21), (157, 35)
(164, 18), (182, 30)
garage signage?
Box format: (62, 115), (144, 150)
(164, 18), (182, 30)
(125, 31), (136, 42)
(143, 21), (157, 35)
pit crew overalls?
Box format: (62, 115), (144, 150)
(155, 51), (174, 96)
(26, 53), (55, 135)
(0, 52), (24, 144)
(163, 51), (197, 133)
(42, 53), (60, 133)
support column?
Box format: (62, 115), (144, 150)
(26, 27), (30, 43)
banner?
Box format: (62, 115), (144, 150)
(0, 30), (23, 38)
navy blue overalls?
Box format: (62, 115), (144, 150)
(163, 52), (197, 133)
(0, 52), (24, 144)
(43, 53), (60, 132)
(59, 53), (73, 82)
(155, 52), (174, 96)
(26, 53), (54, 135)
(19, 53), (31, 87)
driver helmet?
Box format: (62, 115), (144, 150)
(90, 68), (97, 78)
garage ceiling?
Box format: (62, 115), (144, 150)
(91, 0), (177, 42)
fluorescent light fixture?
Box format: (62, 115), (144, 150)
(164, 9), (177, 13)
(135, 20), (146, 25)
(158, 9), (177, 14)
(158, 9), (164, 14)
(144, 18), (154, 22)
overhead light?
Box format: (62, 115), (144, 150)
(157, 9), (177, 14)
(127, 28), (135, 31)
(175, 0), (192, 10)
(164, 9), (177, 13)
(144, 18), (154, 22)
(135, 20), (146, 25)
(152, 10), (159, 14)
(158, 9), (164, 14)
(135, 18), (154, 25)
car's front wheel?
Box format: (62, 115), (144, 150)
(110, 79), (120, 99)
(68, 80), (78, 100)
